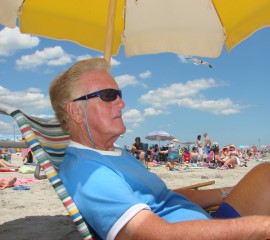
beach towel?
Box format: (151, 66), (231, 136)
(1, 178), (40, 186)
(0, 168), (19, 172)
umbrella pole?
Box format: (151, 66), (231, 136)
(104, 0), (117, 64)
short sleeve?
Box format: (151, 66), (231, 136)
(61, 157), (149, 239)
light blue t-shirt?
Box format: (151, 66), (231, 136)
(59, 141), (211, 240)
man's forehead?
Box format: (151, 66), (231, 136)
(81, 70), (111, 82)
(80, 71), (117, 90)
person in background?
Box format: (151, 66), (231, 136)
(190, 146), (199, 163)
(131, 137), (145, 163)
(21, 137), (33, 163)
(0, 177), (17, 190)
(196, 134), (203, 161)
(204, 132), (211, 156)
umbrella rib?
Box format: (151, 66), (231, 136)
(104, 0), (117, 64)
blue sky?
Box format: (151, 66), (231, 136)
(0, 25), (269, 149)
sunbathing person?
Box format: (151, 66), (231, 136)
(190, 146), (199, 163)
(0, 159), (19, 168)
(218, 147), (238, 168)
(150, 144), (159, 162)
(50, 58), (270, 240)
(0, 177), (17, 190)
(165, 159), (178, 171)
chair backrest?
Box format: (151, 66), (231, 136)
(142, 143), (149, 159)
(0, 100), (93, 240)
(168, 148), (179, 161)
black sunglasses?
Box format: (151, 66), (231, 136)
(73, 88), (122, 102)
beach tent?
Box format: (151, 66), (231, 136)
(0, 0), (270, 63)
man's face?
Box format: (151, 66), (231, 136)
(78, 70), (126, 145)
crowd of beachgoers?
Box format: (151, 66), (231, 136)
(125, 134), (269, 171)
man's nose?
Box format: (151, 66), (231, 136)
(115, 95), (125, 108)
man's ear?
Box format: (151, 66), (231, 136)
(66, 102), (83, 123)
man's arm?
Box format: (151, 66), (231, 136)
(173, 187), (232, 208)
(116, 210), (270, 240)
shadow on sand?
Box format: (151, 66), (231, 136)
(0, 215), (82, 240)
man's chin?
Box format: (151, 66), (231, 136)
(118, 126), (126, 136)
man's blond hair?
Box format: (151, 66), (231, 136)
(49, 58), (110, 133)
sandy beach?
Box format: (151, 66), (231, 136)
(0, 154), (267, 240)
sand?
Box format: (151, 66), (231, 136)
(0, 154), (266, 239)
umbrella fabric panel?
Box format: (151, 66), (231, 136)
(0, 0), (23, 28)
(124, 0), (225, 58)
(213, 0), (270, 51)
(20, 0), (125, 55)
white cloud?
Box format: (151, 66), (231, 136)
(139, 78), (245, 115)
(76, 54), (93, 61)
(115, 74), (138, 88)
(0, 121), (13, 133)
(0, 85), (9, 94)
(139, 70), (152, 79)
(0, 27), (40, 56)
(175, 97), (244, 115)
(97, 55), (121, 66)
(111, 57), (121, 66)
(144, 107), (168, 116)
(132, 122), (141, 128)
(48, 55), (72, 66)
(33, 114), (56, 119)
(177, 54), (188, 63)
(122, 109), (144, 123)
(125, 129), (134, 133)
(27, 88), (42, 93)
(0, 85), (51, 114)
(140, 78), (218, 108)
(16, 46), (72, 69)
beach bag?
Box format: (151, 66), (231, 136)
(18, 165), (35, 174)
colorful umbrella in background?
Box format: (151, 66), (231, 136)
(145, 131), (174, 146)
(171, 139), (180, 143)
(1, 0), (270, 63)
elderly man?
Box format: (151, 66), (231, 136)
(50, 58), (270, 240)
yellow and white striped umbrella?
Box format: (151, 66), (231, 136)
(0, 0), (269, 62)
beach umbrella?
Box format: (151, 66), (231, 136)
(181, 141), (196, 145)
(0, 0), (270, 63)
(181, 141), (196, 151)
(171, 139), (180, 143)
(145, 131), (175, 145)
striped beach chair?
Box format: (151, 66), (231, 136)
(0, 100), (94, 240)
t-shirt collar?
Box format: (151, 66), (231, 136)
(69, 140), (122, 156)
